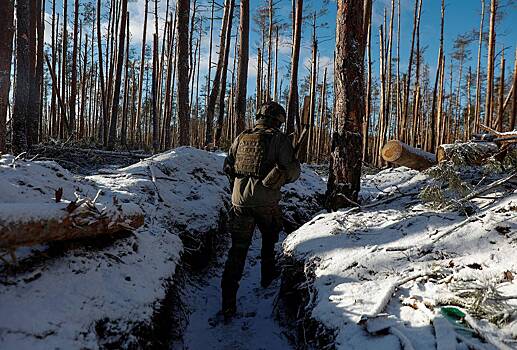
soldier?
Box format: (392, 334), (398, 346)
(221, 101), (301, 320)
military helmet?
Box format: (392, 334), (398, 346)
(256, 101), (286, 123)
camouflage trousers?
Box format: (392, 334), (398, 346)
(221, 205), (283, 309)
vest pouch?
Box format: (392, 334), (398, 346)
(261, 165), (286, 190)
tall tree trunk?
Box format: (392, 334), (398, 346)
(70, 0), (79, 136)
(214, 0), (235, 146)
(474, 0), (485, 133)
(429, 0), (444, 152)
(326, 0), (366, 211)
(152, 33), (159, 152)
(0, 0), (14, 152)
(235, 0), (249, 136)
(485, 0), (497, 127)
(401, 0), (420, 143)
(96, 0), (108, 145)
(510, 48), (517, 131)
(12, 0), (31, 153)
(177, 0), (191, 146)
(135, 0), (149, 147)
(286, 0), (303, 134)
(496, 51), (505, 132)
(108, 0), (128, 150)
(204, 0), (232, 146)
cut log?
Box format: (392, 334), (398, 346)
(0, 201), (144, 249)
(381, 140), (437, 171)
(436, 141), (499, 165)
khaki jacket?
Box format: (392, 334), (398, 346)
(224, 122), (300, 207)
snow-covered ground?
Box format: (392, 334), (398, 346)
(0, 148), (231, 349)
(0, 147), (326, 349)
(178, 231), (292, 350)
(284, 167), (517, 349)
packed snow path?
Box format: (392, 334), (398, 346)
(178, 231), (292, 350)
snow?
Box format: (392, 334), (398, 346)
(178, 231), (292, 350)
(0, 147), (327, 349)
(0, 147), (232, 349)
(283, 167), (517, 349)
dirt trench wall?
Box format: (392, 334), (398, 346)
(278, 255), (337, 350)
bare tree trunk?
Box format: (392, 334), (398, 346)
(326, 0), (366, 211)
(214, 0), (235, 146)
(121, 16), (130, 146)
(204, 0), (232, 146)
(496, 51), (505, 132)
(135, 0), (149, 147)
(273, 27), (279, 102)
(70, 0), (79, 136)
(485, 0), (497, 127)
(265, 0), (273, 102)
(474, 0), (485, 133)
(152, 33), (159, 152)
(97, 0), (108, 145)
(286, 0), (303, 134)
(363, 9), (372, 163)
(12, 0), (31, 152)
(107, 0), (128, 150)
(177, 0), (191, 146)
(511, 48), (517, 131)
(0, 0), (14, 152)
(234, 0), (249, 136)
(429, 0), (444, 152)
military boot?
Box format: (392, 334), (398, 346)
(221, 289), (237, 322)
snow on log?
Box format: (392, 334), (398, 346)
(381, 140), (437, 170)
(436, 141), (499, 165)
(0, 201), (144, 249)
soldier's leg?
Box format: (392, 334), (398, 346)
(255, 206), (283, 287)
(221, 207), (255, 314)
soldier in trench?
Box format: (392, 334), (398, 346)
(221, 101), (301, 320)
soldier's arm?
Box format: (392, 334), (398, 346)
(277, 134), (301, 184)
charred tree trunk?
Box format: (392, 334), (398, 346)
(177, 0), (191, 146)
(286, 0), (303, 134)
(234, 0), (249, 136)
(0, 0), (14, 152)
(326, 0), (366, 211)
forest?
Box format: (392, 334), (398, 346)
(0, 0), (516, 349)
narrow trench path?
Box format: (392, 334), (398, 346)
(176, 231), (293, 350)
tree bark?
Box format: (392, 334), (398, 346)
(326, 0), (366, 211)
(485, 0), (497, 127)
(511, 48), (517, 131)
(108, 0), (128, 150)
(381, 140), (436, 170)
(12, 0), (31, 153)
(204, 0), (232, 146)
(234, 0), (249, 136)
(286, 0), (303, 134)
(0, 203), (144, 249)
(0, 0), (14, 152)
(177, 0), (191, 146)
(70, 0), (80, 136)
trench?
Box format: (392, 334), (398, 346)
(16, 149), (332, 349)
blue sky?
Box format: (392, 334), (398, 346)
(44, 0), (517, 98)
